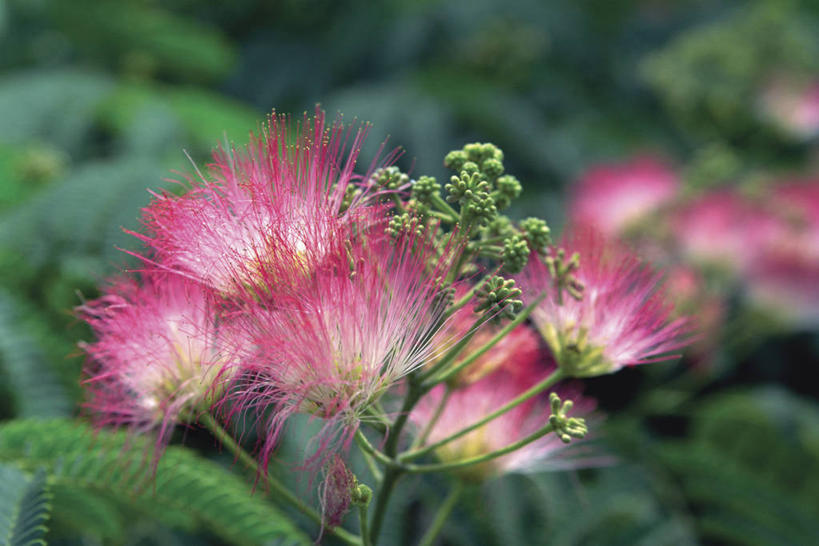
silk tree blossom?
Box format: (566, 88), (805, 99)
(746, 181), (819, 326)
(133, 109), (386, 297)
(410, 356), (598, 481)
(517, 229), (690, 377)
(235, 227), (460, 470)
(78, 274), (240, 448)
(570, 156), (679, 238)
(671, 190), (785, 275)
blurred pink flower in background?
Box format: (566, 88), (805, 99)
(570, 156), (679, 237)
(670, 190), (784, 274)
(745, 180), (819, 326)
(760, 78), (819, 139)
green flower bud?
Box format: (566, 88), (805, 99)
(501, 234), (530, 274)
(520, 217), (551, 254)
(387, 213), (423, 238)
(372, 166), (409, 190)
(351, 483), (373, 506)
(474, 275), (523, 321)
(411, 175), (441, 204)
(481, 158), (504, 179)
(548, 392), (588, 443)
(444, 150), (468, 172)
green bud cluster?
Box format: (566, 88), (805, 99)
(492, 175), (522, 210)
(442, 143), (526, 226)
(519, 217), (551, 254)
(387, 213), (423, 238)
(372, 166), (409, 190)
(501, 234), (530, 274)
(411, 175), (441, 204)
(481, 216), (516, 239)
(545, 248), (584, 304)
(474, 276), (523, 321)
(446, 169), (497, 226)
(548, 393), (588, 443)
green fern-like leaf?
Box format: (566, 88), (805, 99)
(0, 419), (311, 546)
(658, 387), (819, 546)
(0, 291), (70, 418)
(0, 463), (52, 546)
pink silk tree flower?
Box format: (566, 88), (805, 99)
(234, 227), (460, 471)
(78, 274), (240, 448)
(671, 190), (784, 275)
(517, 229), (690, 377)
(569, 156), (679, 238)
(409, 357), (598, 481)
(133, 109), (386, 298)
(745, 181), (819, 326)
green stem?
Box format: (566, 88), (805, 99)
(403, 422), (556, 473)
(410, 387), (451, 450)
(368, 466), (401, 543)
(429, 293), (546, 386)
(400, 369), (564, 463)
(200, 414), (361, 546)
(430, 193), (459, 222)
(360, 446), (383, 482)
(417, 481), (464, 546)
(355, 430), (394, 467)
(359, 504), (372, 546)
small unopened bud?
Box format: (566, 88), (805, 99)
(548, 392), (588, 444)
(444, 150), (468, 171)
(519, 217), (551, 254)
(502, 234), (530, 274)
(493, 175), (522, 209)
(351, 483), (372, 506)
(482, 158), (504, 179)
(412, 175), (441, 204)
(475, 276), (523, 321)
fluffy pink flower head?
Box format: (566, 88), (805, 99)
(134, 109), (386, 297)
(236, 226), (460, 469)
(78, 274), (240, 447)
(570, 156), (679, 238)
(671, 189), (784, 275)
(517, 229), (690, 377)
(410, 356), (597, 481)
(427, 286), (542, 385)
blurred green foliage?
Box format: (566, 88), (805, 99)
(0, 0), (818, 544)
